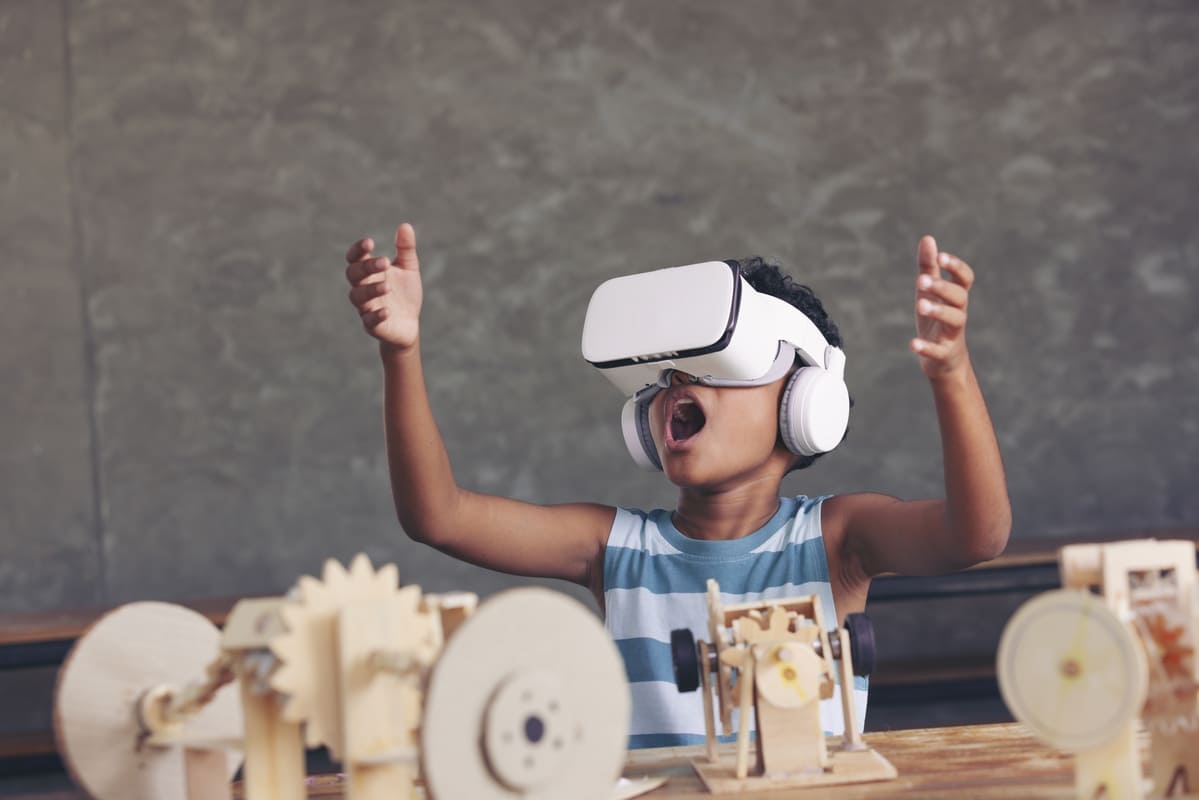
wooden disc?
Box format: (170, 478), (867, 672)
(421, 587), (629, 800)
(755, 643), (823, 710)
(54, 602), (244, 800)
(997, 589), (1147, 752)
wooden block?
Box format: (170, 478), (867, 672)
(337, 596), (423, 800)
(691, 744), (897, 794)
(185, 748), (232, 800)
(239, 676), (305, 800)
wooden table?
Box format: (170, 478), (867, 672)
(622, 723), (1081, 799)
(287, 722), (1095, 799)
(0, 721), (1155, 799)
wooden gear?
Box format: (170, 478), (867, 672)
(670, 578), (896, 794)
(997, 539), (1199, 800)
(263, 554), (481, 799)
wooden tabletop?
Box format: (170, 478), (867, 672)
(0, 721), (1152, 799)
(622, 722), (1080, 799)
(265, 722), (1097, 799)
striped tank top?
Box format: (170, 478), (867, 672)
(603, 495), (869, 749)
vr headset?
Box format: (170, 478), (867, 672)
(581, 260), (849, 471)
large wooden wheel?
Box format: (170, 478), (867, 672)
(421, 587), (629, 800)
(998, 589), (1148, 753)
(54, 602), (243, 800)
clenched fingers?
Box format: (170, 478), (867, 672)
(348, 280), (389, 309)
(917, 274), (968, 309)
(917, 298), (966, 330)
(346, 237), (374, 264)
(910, 338), (953, 360)
(936, 252), (975, 290)
(345, 255), (389, 286)
(360, 307), (389, 330)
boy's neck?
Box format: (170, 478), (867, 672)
(672, 483), (784, 541)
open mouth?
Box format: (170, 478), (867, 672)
(669, 397), (707, 444)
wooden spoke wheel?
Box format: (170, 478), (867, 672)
(997, 589), (1148, 753)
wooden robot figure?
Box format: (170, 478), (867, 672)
(998, 539), (1199, 800)
(669, 578), (896, 794)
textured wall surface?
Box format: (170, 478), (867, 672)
(1, 0), (1196, 623)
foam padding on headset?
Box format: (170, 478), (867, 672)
(621, 396), (662, 471)
(779, 367), (851, 457)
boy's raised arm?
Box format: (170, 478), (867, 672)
(345, 224), (615, 591)
(832, 236), (1012, 577)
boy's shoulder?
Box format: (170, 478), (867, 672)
(820, 491), (901, 518)
(819, 490), (893, 526)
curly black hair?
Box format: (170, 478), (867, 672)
(727, 256), (850, 472)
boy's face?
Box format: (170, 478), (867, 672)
(647, 371), (796, 489)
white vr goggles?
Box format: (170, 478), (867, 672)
(581, 260), (850, 471)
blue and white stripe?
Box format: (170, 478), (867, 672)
(602, 495), (869, 749)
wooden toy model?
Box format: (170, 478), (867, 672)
(998, 539), (1199, 800)
(54, 554), (648, 800)
(669, 579), (896, 794)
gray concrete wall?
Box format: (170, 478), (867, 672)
(2, 0), (1197, 618)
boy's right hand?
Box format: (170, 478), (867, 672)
(345, 222), (422, 352)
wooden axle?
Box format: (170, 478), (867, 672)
(137, 653), (239, 738)
(677, 614), (872, 687)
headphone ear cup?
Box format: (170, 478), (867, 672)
(621, 396), (662, 471)
(779, 367), (850, 457)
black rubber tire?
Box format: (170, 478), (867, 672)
(670, 628), (700, 692)
(844, 613), (876, 677)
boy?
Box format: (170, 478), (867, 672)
(343, 223), (1010, 746)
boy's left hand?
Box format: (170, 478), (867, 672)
(911, 235), (973, 379)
